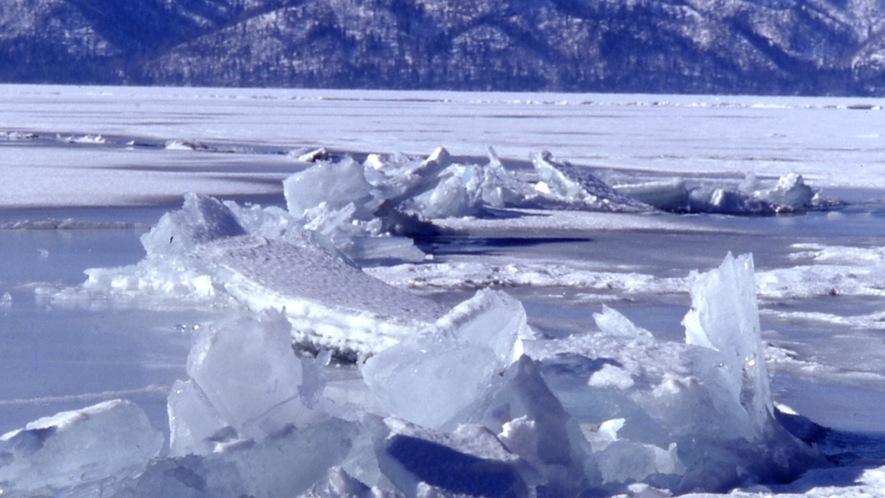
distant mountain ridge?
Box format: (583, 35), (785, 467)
(3, 0), (885, 95)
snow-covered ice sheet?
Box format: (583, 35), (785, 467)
(3, 85), (885, 208)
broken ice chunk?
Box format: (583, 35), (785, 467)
(72, 192), (445, 354)
(284, 156), (379, 219)
(109, 419), (357, 498)
(371, 147), (452, 215)
(530, 151), (647, 211)
(290, 146), (328, 162)
(0, 400), (163, 493)
(522, 253), (824, 492)
(100, 455), (248, 498)
(182, 311), (314, 443)
(410, 164), (485, 218)
(324, 466), (374, 498)
(593, 305), (653, 338)
(167, 379), (227, 457)
(407, 148), (543, 219)
(588, 363), (635, 390)
(596, 440), (683, 484)
(361, 290), (531, 429)
(685, 173), (815, 216)
(752, 173), (815, 212)
(482, 146), (541, 209)
(377, 418), (529, 498)
(683, 252), (772, 438)
(229, 418), (357, 498)
(689, 186), (774, 216)
(361, 336), (500, 430)
(612, 178), (690, 211)
(431, 288), (533, 363)
(483, 355), (589, 496)
(142, 193), (246, 256)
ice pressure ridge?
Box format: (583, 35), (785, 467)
(51, 147), (823, 353)
(328, 146), (821, 218)
(25, 148), (831, 496)
(10, 252), (827, 496)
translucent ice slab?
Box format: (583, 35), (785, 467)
(0, 400), (162, 493)
(360, 289), (533, 429)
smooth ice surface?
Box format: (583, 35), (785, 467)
(174, 311), (312, 448)
(0, 399), (163, 493)
(361, 289), (531, 430)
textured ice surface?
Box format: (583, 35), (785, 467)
(0, 399), (162, 493)
(367, 258), (687, 296)
(531, 151), (649, 212)
(59, 193), (447, 355)
(197, 235), (446, 353)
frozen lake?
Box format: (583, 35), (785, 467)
(2, 85), (885, 497)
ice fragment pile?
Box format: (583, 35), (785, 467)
(282, 146), (821, 217)
(29, 147), (838, 497)
(19, 252), (829, 496)
(53, 148), (826, 357)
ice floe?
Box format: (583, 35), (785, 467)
(53, 193), (446, 355)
